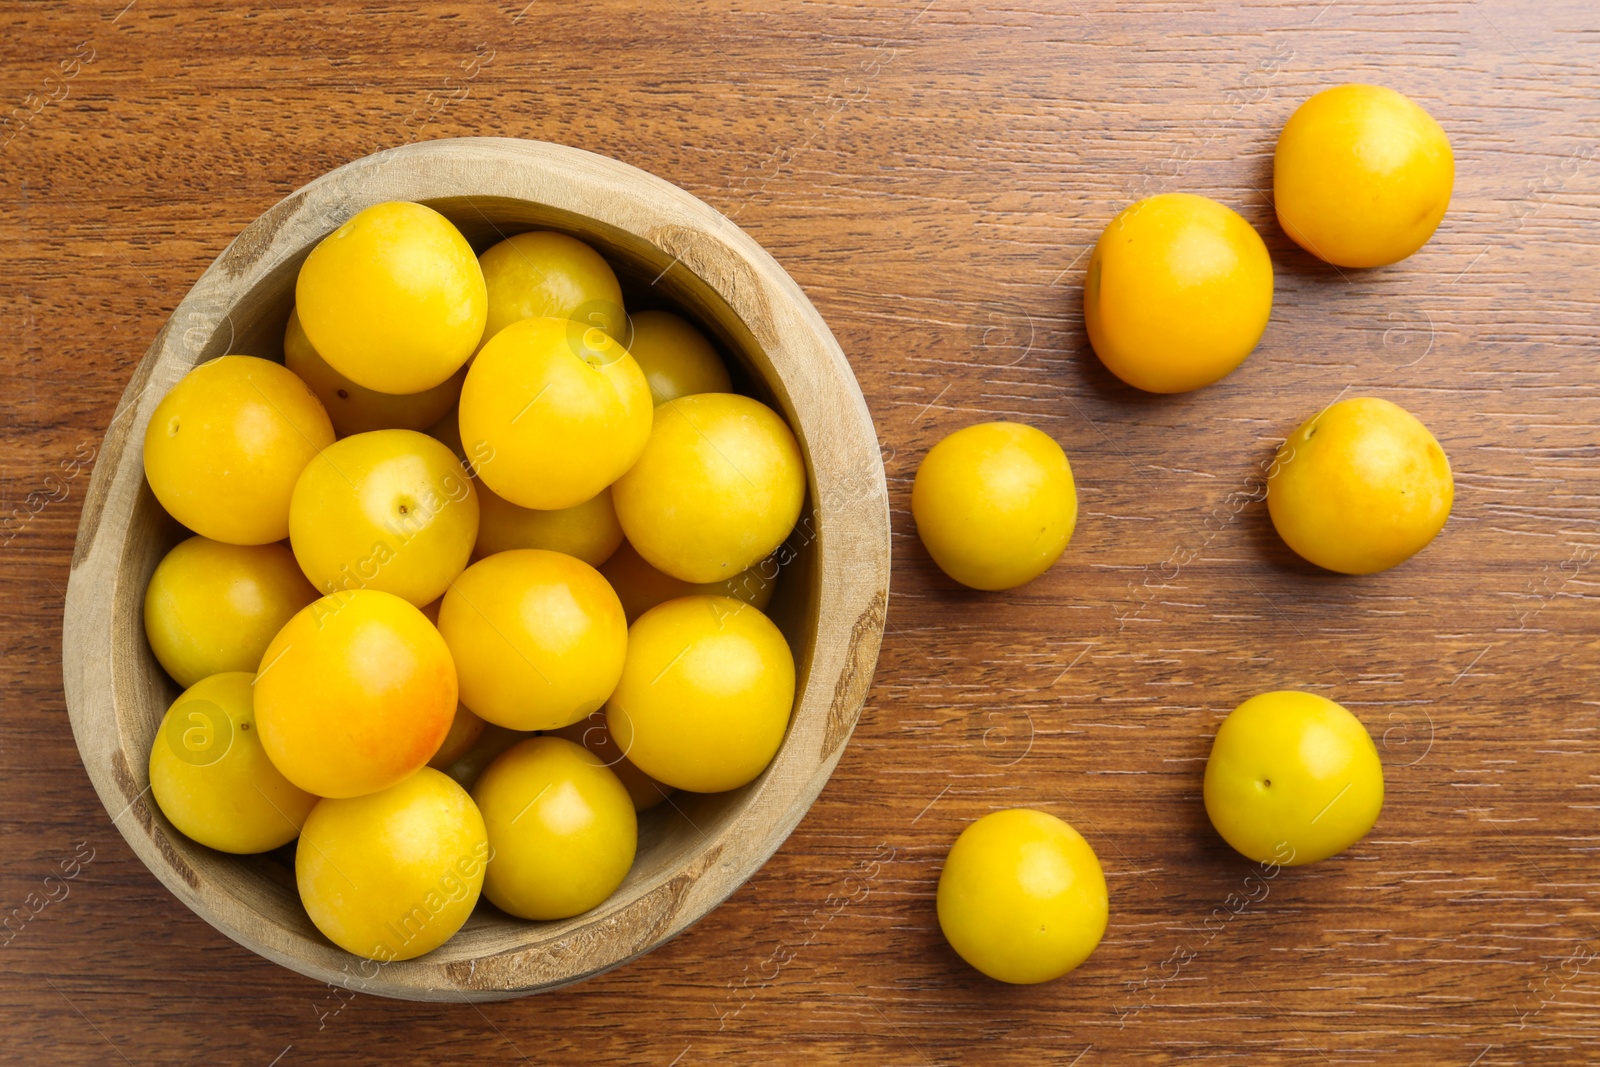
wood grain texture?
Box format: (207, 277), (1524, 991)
(3, 0), (1597, 1061)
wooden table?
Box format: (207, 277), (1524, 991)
(4, 1), (1597, 1062)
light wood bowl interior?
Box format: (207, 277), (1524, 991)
(62, 138), (890, 1001)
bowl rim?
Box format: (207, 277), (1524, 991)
(62, 136), (890, 1001)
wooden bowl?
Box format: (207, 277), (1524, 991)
(62, 138), (890, 1001)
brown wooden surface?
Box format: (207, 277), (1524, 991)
(3, 0), (1597, 1063)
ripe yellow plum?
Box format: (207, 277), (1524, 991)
(477, 230), (626, 349)
(149, 672), (317, 854)
(143, 536), (317, 688)
(613, 393), (803, 583)
(296, 768), (488, 961)
(1267, 397), (1452, 574)
(288, 429), (479, 606)
(1204, 691), (1384, 865)
(1275, 84), (1453, 268)
(606, 595), (795, 793)
(143, 355), (334, 544)
(255, 589), (457, 798)
(437, 549), (627, 732)
(295, 201), (487, 393)
(625, 310), (731, 404)
(473, 737), (637, 920)
(1085, 193), (1273, 393)
(911, 422), (1077, 591)
(458, 317), (652, 510)
(937, 809), (1108, 984)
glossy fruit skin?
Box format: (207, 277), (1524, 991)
(296, 767), (488, 962)
(1085, 193), (1274, 393)
(296, 201), (487, 394)
(255, 589), (457, 798)
(283, 308), (464, 437)
(936, 809), (1109, 985)
(288, 429), (479, 606)
(473, 737), (637, 920)
(438, 549), (628, 732)
(911, 422), (1077, 591)
(143, 355), (335, 544)
(1267, 397), (1452, 574)
(428, 704), (487, 769)
(474, 484), (623, 567)
(1204, 691), (1384, 866)
(148, 672), (317, 854)
(477, 231), (626, 349)
(144, 536), (317, 688)
(625, 310), (731, 404)
(550, 710), (673, 811)
(459, 316), (653, 510)
(1275, 84), (1454, 268)
(613, 393), (804, 584)
(600, 539), (776, 623)
(605, 595), (795, 793)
